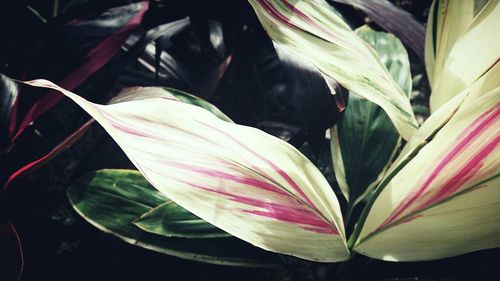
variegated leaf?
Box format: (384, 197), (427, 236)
(23, 81), (349, 262)
(426, 0), (499, 112)
(247, 0), (418, 140)
(352, 70), (500, 261)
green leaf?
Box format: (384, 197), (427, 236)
(67, 169), (278, 267)
(166, 88), (233, 123)
(134, 201), (231, 238)
(109, 86), (232, 122)
(330, 26), (410, 207)
(356, 26), (412, 97)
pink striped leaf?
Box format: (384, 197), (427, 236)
(248, 0), (418, 140)
(352, 66), (500, 261)
(20, 81), (349, 262)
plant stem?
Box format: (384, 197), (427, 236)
(26, 5), (47, 23)
(53, 0), (59, 17)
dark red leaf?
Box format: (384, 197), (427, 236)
(11, 2), (149, 143)
(0, 223), (23, 281)
(3, 119), (95, 191)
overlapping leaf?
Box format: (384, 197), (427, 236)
(426, 0), (499, 112)
(248, 0), (418, 140)
(330, 26), (410, 205)
(353, 65), (500, 261)
(24, 81), (349, 262)
(68, 169), (275, 266)
(134, 200), (231, 239)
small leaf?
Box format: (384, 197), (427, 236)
(67, 169), (278, 267)
(134, 201), (231, 238)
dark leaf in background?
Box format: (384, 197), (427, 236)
(274, 43), (346, 151)
(0, 75), (18, 151)
(330, 0), (425, 60)
(117, 16), (232, 100)
(116, 17), (191, 78)
(11, 1), (149, 143)
(67, 169), (279, 267)
(0, 223), (23, 281)
(3, 119), (95, 191)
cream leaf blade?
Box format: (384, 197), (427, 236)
(248, 0), (418, 140)
(428, 0), (500, 112)
(425, 0), (475, 87)
(353, 81), (500, 261)
(22, 81), (349, 262)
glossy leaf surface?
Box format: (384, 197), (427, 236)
(67, 169), (278, 266)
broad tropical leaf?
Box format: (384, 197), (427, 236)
(426, 0), (499, 112)
(248, 0), (418, 140)
(331, 26), (410, 205)
(25, 81), (349, 262)
(68, 169), (276, 266)
(353, 70), (500, 261)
